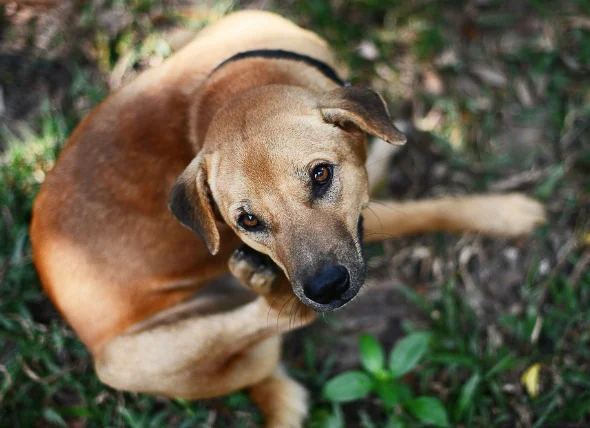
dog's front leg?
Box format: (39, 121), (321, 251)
(95, 285), (313, 427)
(227, 245), (315, 426)
(229, 244), (281, 295)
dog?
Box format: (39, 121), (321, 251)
(30, 10), (545, 427)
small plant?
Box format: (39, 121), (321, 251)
(321, 332), (449, 427)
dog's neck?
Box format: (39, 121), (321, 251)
(212, 50), (348, 87)
(188, 53), (344, 151)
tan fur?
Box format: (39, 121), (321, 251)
(363, 193), (546, 241)
(30, 11), (545, 426)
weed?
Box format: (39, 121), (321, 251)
(318, 331), (449, 427)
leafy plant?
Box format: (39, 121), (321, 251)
(321, 332), (449, 427)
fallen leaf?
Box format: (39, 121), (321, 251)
(521, 363), (541, 398)
(568, 17), (590, 30)
(434, 49), (459, 68)
(470, 64), (507, 88)
(357, 40), (379, 61)
(423, 68), (444, 95)
(514, 77), (534, 107)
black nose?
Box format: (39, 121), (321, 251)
(303, 265), (350, 304)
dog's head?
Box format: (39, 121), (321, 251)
(169, 85), (405, 311)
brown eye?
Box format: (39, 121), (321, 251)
(312, 165), (331, 184)
(238, 213), (260, 230)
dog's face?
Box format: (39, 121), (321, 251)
(170, 86), (405, 311)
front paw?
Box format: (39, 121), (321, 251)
(229, 245), (280, 294)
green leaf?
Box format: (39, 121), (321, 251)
(323, 371), (373, 403)
(120, 407), (142, 428)
(534, 165), (564, 200)
(396, 284), (432, 312)
(375, 380), (401, 410)
(405, 396), (450, 427)
(397, 382), (414, 402)
(389, 332), (432, 378)
(385, 416), (407, 428)
(427, 353), (477, 368)
(485, 355), (519, 378)
(457, 373), (480, 417)
(310, 407), (344, 428)
(56, 406), (95, 418)
(358, 410), (378, 428)
(359, 334), (385, 374)
(42, 408), (68, 428)
(331, 403), (345, 428)
(319, 413), (343, 428)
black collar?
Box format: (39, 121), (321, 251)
(210, 49), (350, 87)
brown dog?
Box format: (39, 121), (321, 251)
(30, 11), (545, 427)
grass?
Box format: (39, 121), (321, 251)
(1, 0), (590, 426)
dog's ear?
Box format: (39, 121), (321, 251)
(168, 153), (220, 255)
(318, 87), (406, 145)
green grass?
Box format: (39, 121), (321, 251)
(1, 0), (590, 426)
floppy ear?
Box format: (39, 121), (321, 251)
(318, 87), (407, 145)
(168, 153), (220, 255)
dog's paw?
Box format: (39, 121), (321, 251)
(229, 245), (280, 294)
(474, 194), (546, 237)
(250, 365), (309, 428)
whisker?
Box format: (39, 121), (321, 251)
(363, 230), (404, 243)
(291, 303), (297, 331)
(267, 294), (283, 329)
(294, 301), (302, 330)
(368, 199), (406, 214)
(299, 304), (310, 329)
(364, 205), (383, 231)
(293, 300), (300, 327)
(364, 231), (399, 239)
(303, 307), (309, 329)
(289, 298), (297, 330)
(276, 296), (293, 336)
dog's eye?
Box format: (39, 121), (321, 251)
(311, 164), (333, 198)
(238, 213), (260, 230)
(312, 165), (331, 184)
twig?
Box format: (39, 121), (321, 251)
(1, 0), (59, 6)
(560, 117), (590, 151)
(489, 168), (551, 192)
(20, 359), (71, 385)
(535, 209), (588, 308)
(0, 259), (9, 288)
(0, 364), (12, 403)
(535, 238), (579, 309)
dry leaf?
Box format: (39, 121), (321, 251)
(470, 64), (507, 88)
(357, 40), (379, 61)
(423, 68), (444, 95)
(521, 363), (541, 398)
(514, 77), (534, 107)
(568, 17), (590, 30)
